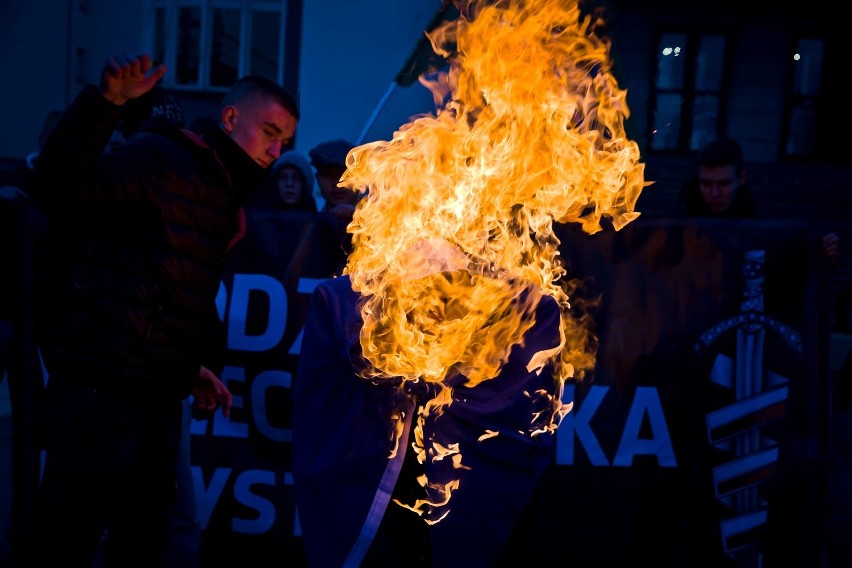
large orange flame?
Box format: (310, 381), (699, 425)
(338, 0), (646, 519)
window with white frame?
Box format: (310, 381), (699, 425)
(649, 31), (728, 153)
(145, 0), (290, 92)
(783, 33), (848, 164)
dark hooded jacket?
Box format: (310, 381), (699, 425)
(29, 84), (260, 400)
(293, 274), (562, 567)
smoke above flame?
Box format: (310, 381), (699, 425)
(338, 0), (647, 520)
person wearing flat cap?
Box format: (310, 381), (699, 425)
(310, 138), (359, 221)
(304, 139), (360, 277)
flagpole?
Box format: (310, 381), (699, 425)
(356, 82), (397, 145)
(355, 0), (455, 145)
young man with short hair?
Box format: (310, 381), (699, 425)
(680, 137), (757, 217)
(679, 137), (839, 259)
(26, 52), (299, 567)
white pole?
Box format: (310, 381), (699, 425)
(356, 81), (398, 145)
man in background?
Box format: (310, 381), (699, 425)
(310, 138), (359, 221)
(299, 138), (361, 277)
(679, 136), (839, 259)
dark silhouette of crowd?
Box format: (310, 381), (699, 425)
(1, 51), (850, 568)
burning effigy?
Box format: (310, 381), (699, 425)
(338, 0), (646, 521)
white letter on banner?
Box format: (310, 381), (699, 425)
(289, 277), (326, 356)
(215, 280), (228, 321)
(212, 366), (248, 438)
(194, 466), (231, 530)
(557, 384), (609, 466)
(232, 469), (276, 534)
(190, 367), (247, 437)
(189, 399), (208, 435)
(252, 369), (292, 442)
(612, 386), (677, 467)
(227, 274), (287, 351)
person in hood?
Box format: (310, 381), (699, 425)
(247, 149), (317, 212)
(25, 51), (299, 567)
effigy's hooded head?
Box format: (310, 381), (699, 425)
(339, 0), (646, 394)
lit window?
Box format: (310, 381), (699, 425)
(785, 38), (823, 157)
(650, 31), (727, 153)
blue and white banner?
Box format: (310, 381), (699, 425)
(193, 215), (831, 565)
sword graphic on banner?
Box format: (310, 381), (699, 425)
(694, 249), (803, 560)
